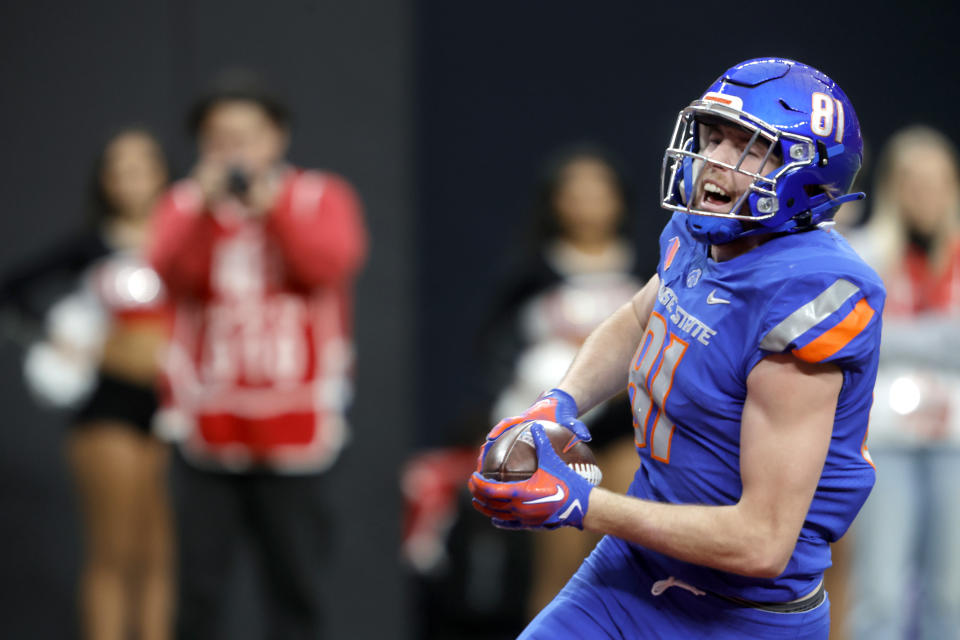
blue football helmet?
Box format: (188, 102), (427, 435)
(660, 58), (865, 244)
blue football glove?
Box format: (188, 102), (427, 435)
(469, 422), (595, 530)
(478, 388), (591, 471)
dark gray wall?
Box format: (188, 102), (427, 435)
(0, 1), (413, 638)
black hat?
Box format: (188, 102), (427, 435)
(187, 69), (291, 136)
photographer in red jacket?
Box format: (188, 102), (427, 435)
(149, 71), (367, 639)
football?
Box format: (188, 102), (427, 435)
(481, 420), (602, 486)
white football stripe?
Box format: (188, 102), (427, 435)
(568, 463), (603, 486)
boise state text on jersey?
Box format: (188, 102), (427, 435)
(623, 211), (885, 603)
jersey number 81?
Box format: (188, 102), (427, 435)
(628, 312), (688, 463)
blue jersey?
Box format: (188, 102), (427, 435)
(625, 212), (884, 602)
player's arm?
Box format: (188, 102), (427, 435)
(583, 353), (839, 578)
(555, 273), (659, 414)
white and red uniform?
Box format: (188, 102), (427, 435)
(149, 169), (367, 472)
(24, 249), (171, 412)
(865, 238), (960, 445)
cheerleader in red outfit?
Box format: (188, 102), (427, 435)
(3, 129), (174, 640)
(847, 126), (960, 640)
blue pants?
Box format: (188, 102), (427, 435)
(520, 536), (830, 639)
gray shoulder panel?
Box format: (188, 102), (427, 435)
(759, 279), (861, 352)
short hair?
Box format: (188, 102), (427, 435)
(187, 69), (291, 137)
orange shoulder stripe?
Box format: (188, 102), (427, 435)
(792, 298), (875, 363)
(664, 236), (680, 270)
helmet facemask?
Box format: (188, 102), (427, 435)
(661, 101), (820, 241)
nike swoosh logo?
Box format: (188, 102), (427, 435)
(523, 484), (565, 505)
(558, 499), (582, 521)
(706, 289), (731, 305)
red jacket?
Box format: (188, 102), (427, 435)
(149, 168), (367, 472)
(885, 238), (960, 316)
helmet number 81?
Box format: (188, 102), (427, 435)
(810, 92), (845, 143)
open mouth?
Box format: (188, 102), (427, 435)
(703, 181), (732, 207)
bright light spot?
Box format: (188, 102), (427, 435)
(124, 267), (161, 303)
(889, 376), (921, 415)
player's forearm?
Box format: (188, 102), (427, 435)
(583, 488), (791, 579)
(557, 300), (645, 414)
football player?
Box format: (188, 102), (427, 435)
(470, 58), (884, 639)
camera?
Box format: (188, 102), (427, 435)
(226, 165), (250, 197)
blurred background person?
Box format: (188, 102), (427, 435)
(847, 125), (960, 640)
(149, 71), (367, 639)
(404, 144), (648, 638)
(0, 128), (174, 640)
(482, 144), (647, 617)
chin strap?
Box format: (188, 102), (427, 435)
(784, 191), (865, 232)
(808, 191), (865, 219)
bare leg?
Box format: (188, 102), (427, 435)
(594, 436), (641, 496)
(826, 535), (852, 640)
(527, 527), (584, 618)
(133, 439), (174, 640)
(527, 436), (639, 619)
(68, 423), (146, 640)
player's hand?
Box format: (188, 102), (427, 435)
(469, 423), (593, 530)
(479, 388), (590, 469)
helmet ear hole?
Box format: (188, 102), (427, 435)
(787, 197), (795, 208)
(817, 140), (830, 167)
(804, 184), (838, 198)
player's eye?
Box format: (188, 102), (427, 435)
(747, 143), (769, 159)
(699, 124), (721, 148)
